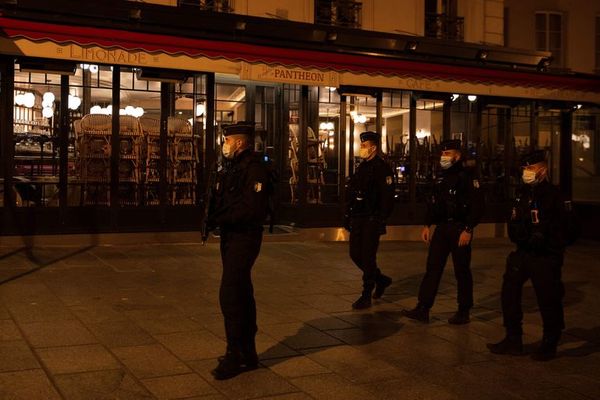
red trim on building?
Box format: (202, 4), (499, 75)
(2, 16), (600, 92)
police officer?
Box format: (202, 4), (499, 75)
(402, 139), (484, 324)
(488, 150), (567, 361)
(345, 131), (395, 310)
(208, 122), (269, 380)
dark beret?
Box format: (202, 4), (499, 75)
(222, 122), (255, 137)
(359, 131), (380, 143)
(440, 139), (462, 151)
(521, 150), (546, 167)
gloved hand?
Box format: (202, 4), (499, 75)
(343, 215), (352, 232)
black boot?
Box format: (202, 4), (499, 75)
(211, 347), (258, 380)
(487, 335), (523, 355)
(373, 275), (392, 299)
(352, 288), (373, 310)
(531, 334), (560, 362)
(448, 309), (470, 325)
(241, 336), (259, 368)
(401, 304), (430, 323)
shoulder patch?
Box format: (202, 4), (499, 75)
(386, 176), (393, 185)
(472, 179), (480, 189)
(254, 182), (263, 192)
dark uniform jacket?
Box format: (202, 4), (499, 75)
(212, 149), (269, 230)
(508, 180), (566, 255)
(346, 155), (395, 221)
(425, 162), (484, 230)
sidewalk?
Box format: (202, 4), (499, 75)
(0, 238), (599, 399)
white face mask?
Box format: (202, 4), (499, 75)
(522, 169), (538, 185)
(440, 155), (454, 169)
(222, 141), (237, 159)
(359, 146), (375, 159)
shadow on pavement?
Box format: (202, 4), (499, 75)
(259, 311), (405, 366)
(0, 245), (97, 286)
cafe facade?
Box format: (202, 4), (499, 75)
(1, 0), (599, 236)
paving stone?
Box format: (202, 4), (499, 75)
(0, 319), (22, 341)
(53, 369), (153, 400)
(134, 316), (205, 335)
(302, 345), (404, 384)
(7, 302), (75, 323)
(140, 373), (217, 399)
(0, 239), (598, 398)
(0, 369), (62, 400)
(86, 320), (156, 348)
(153, 330), (226, 361)
(112, 344), (191, 379)
(0, 340), (40, 372)
(19, 320), (97, 348)
(188, 359), (299, 400)
(36, 344), (120, 375)
(290, 373), (380, 400)
(259, 322), (343, 350)
(262, 355), (331, 378)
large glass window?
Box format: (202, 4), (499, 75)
(69, 64), (113, 206)
(538, 110), (561, 185)
(310, 86), (341, 204)
(382, 90), (411, 203)
(573, 109), (600, 202)
(415, 98), (444, 202)
(13, 66), (63, 207)
(284, 84), (301, 204)
(481, 105), (510, 203)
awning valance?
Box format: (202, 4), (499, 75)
(1, 16), (600, 96)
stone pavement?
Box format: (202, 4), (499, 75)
(0, 237), (599, 400)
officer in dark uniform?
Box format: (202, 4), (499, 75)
(488, 150), (567, 361)
(208, 122), (269, 380)
(345, 131), (395, 310)
(402, 139), (484, 324)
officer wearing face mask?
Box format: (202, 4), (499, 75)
(488, 150), (568, 361)
(208, 122), (269, 380)
(344, 131), (395, 310)
(402, 139), (484, 324)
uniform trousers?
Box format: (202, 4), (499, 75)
(418, 222), (473, 310)
(349, 216), (383, 290)
(219, 227), (263, 353)
(502, 249), (565, 337)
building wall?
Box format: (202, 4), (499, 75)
(236, 0), (314, 23)
(362, 0), (424, 36)
(137, 0), (502, 45)
(505, 0), (600, 74)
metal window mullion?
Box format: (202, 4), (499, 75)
(59, 74), (69, 221)
(298, 85), (308, 206)
(409, 94), (417, 205)
(159, 82), (170, 212)
(110, 66), (120, 225)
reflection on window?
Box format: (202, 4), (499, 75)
(538, 111), (561, 185)
(285, 85), (300, 204)
(573, 110), (600, 202)
(415, 98), (444, 202)
(481, 106), (510, 203)
(311, 86), (340, 204)
(70, 64), (112, 206)
(13, 66), (62, 207)
(382, 91), (410, 202)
